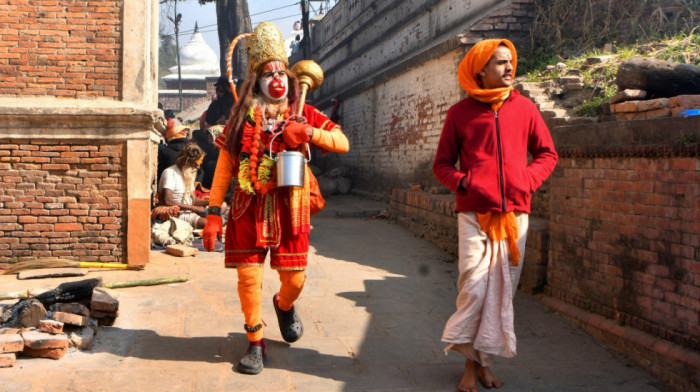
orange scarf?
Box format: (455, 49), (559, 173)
(476, 212), (521, 266)
(457, 39), (517, 112)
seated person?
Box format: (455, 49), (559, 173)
(157, 143), (210, 229)
(157, 122), (190, 184)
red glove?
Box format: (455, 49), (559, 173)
(282, 121), (311, 148)
(202, 214), (222, 251)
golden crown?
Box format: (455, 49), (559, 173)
(245, 22), (288, 72)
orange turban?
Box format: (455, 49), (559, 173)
(457, 39), (517, 109)
(166, 124), (189, 142)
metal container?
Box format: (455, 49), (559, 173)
(270, 131), (310, 188)
(275, 150), (306, 188)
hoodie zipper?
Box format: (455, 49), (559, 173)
(494, 110), (506, 212)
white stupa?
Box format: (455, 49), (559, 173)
(285, 21), (304, 57)
(162, 23), (220, 90)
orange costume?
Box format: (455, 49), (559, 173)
(202, 22), (349, 375)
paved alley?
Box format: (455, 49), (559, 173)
(0, 195), (665, 391)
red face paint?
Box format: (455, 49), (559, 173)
(260, 61), (288, 101)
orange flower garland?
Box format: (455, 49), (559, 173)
(237, 104), (291, 195)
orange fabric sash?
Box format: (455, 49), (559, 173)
(476, 211), (521, 266)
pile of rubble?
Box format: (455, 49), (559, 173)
(0, 279), (119, 367)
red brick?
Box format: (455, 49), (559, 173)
(21, 330), (69, 350)
(22, 346), (67, 360)
(54, 222), (82, 231)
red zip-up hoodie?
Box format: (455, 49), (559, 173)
(433, 90), (558, 214)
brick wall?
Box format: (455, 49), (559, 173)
(0, 140), (126, 262)
(547, 117), (699, 351)
(310, 0), (537, 197)
(390, 116), (699, 391)
(339, 50), (464, 193)
(0, 0), (122, 99)
(390, 189), (551, 294)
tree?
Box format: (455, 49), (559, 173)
(158, 30), (177, 89)
(199, 0), (252, 84)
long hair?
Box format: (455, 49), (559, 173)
(175, 142), (205, 168)
(223, 61), (300, 158)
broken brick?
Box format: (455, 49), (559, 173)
(91, 287), (119, 313)
(21, 330), (69, 350)
(22, 346), (67, 360)
(39, 320), (65, 334)
(52, 303), (90, 317)
(52, 311), (89, 327)
(0, 353), (16, 368)
(0, 334), (24, 353)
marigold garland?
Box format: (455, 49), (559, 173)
(237, 103), (291, 195)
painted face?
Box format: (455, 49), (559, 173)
(259, 61), (288, 101)
(478, 45), (514, 89)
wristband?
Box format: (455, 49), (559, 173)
(207, 206), (222, 216)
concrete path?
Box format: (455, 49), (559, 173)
(0, 195), (665, 391)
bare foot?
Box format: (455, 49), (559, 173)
(458, 359), (478, 392)
(477, 365), (503, 389)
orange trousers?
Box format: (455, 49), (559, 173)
(237, 266), (306, 341)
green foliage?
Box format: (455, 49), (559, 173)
(676, 133), (698, 145)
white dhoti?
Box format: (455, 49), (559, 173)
(442, 212), (528, 367)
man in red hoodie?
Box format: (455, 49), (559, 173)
(433, 39), (557, 392)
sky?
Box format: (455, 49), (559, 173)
(160, 0), (339, 60)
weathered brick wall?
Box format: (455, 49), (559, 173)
(0, 140), (126, 262)
(0, 0), (122, 98)
(390, 189), (551, 294)
(340, 50), (464, 194)
(310, 0), (537, 197)
(548, 117), (699, 351)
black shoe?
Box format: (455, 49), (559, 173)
(273, 292), (304, 343)
(237, 340), (266, 375)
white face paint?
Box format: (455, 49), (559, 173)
(259, 61), (288, 101)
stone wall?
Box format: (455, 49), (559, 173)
(306, 0), (536, 197)
(0, 1), (122, 99)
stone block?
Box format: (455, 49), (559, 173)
(22, 346), (67, 360)
(615, 112), (646, 121)
(0, 333), (24, 353)
(637, 98), (669, 112)
(611, 100), (640, 113)
(0, 353), (16, 368)
(39, 319), (64, 334)
(52, 311), (89, 327)
(643, 108), (671, 119)
(668, 94), (700, 109)
(21, 329), (69, 350)
(91, 287), (119, 312)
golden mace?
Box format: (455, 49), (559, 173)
(291, 60), (324, 116)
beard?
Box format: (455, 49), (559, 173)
(182, 165), (198, 204)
